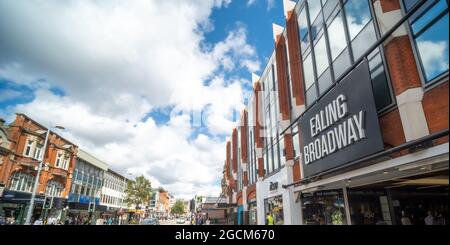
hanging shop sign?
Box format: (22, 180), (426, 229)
(299, 60), (384, 177)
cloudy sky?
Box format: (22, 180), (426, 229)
(0, 0), (285, 199)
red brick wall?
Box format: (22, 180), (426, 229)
(423, 81), (449, 145)
(379, 108), (406, 148)
(240, 110), (248, 164)
(379, 0), (401, 12)
(384, 35), (422, 96)
(232, 128), (238, 175)
(247, 184), (256, 201)
(275, 34), (291, 121)
(286, 11), (305, 106)
(293, 159), (301, 182)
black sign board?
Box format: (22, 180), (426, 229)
(269, 182), (279, 191)
(299, 60), (384, 177)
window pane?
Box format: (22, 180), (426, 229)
(415, 13), (449, 82)
(308, 0), (322, 23)
(345, 0), (372, 40)
(303, 54), (315, 89)
(351, 21), (377, 60)
(333, 48), (352, 79)
(318, 68), (333, 94)
(328, 13), (347, 61)
(311, 14), (324, 41)
(306, 86), (318, 106)
(293, 131), (300, 159)
(314, 34), (330, 77)
(411, 0), (447, 34)
(298, 7), (309, 40)
(323, 0), (339, 21)
(369, 50), (392, 111)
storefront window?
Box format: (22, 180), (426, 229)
(301, 190), (347, 225)
(347, 189), (391, 225)
(264, 195), (284, 225)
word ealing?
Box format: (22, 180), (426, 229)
(304, 94), (366, 165)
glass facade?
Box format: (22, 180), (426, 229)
(247, 101), (257, 185)
(297, 0), (393, 111)
(404, 0), (449, 84)
(69, 158), (103, 204)
(262, 54), (285, 176)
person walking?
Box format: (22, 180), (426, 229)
(425, 210), (434, 225)
(205, 217), (211, 225)
(266, 212), (274, 225)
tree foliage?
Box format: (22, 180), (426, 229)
(124, 175), (152, 208)
(171, 199), (185, 215)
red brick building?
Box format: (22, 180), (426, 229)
(0, 114), (78, 224)
(222, 0), (448, 225)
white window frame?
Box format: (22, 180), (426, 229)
(55, 152), (63, 168)
(62, 157), (69, 170)
(24, 139), (34, 157)
(34, 144), (43, 160)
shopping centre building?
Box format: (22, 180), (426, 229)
(221, 0), (449, 225)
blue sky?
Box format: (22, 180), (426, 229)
(0, 0), (287, 198)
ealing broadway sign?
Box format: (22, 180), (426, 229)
(299, 60), (384, 178)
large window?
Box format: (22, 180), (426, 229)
(262, 57), (284, 176)
(24, 139), (33, 157)
(264, 195), (284, 225)
(296, 0), (394, 112)
(404, 0), (449, 84)
(9, 172), (35, 193)
(46, 180), (64, 197)
(301, 190), (347, 225)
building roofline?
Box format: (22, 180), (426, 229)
(15, 113), (78, 147)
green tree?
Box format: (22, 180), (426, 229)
(124, 175), (152, 209)
(171, 199), (185, 215)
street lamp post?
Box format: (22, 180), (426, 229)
(24, 125), (64, 225)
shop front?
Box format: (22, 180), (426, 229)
(0, 189), (45, 224)
(264, 195), (284, 225)
(300, 190), (347, 225)
(292, 60), (449, 225)
(295, 143), (449, 225)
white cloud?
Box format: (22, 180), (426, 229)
(13, 90), (226, 200)
(247, 0), (257, 6)
(0, 0), (260, 198)
(416, 40), (449, 79)
(267, 0), (275, 10)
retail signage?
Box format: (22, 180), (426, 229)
(299, 60), (384, 177)
(269, 182), (279, 191)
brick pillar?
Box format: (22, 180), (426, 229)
(231, 128), (238, 184)
(286, 10), (306, 118)
(373, 0), (429, 141)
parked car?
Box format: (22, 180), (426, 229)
(176, 216), (186, 224)
(140, 218), (159, 225)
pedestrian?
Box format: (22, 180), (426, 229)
(400, 211), (412, 225)
(266, 212), (274, 225)
(425, 210), (434, 225)
(205, 217), (211, 225)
